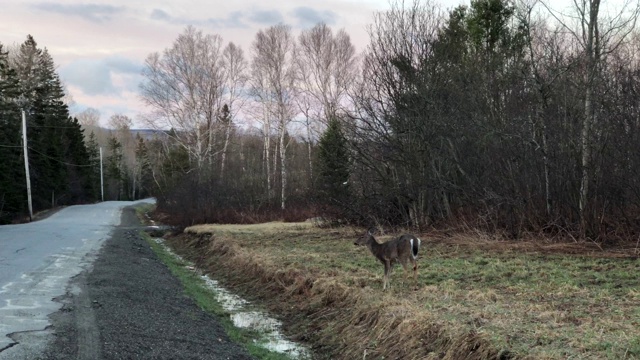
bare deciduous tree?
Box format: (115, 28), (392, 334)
(108, 113), (133, 130)
(76, 107), (101, 128)
(297, 23), (358, 122)
(140, 26), (225, 170)
(351, 0), (443, 227)
(542, 0), (640, 233)
(296, 23), (358, 179)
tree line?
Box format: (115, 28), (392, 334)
(4, 0), (640, 242)
(0, 36), (155, 223)
(145, 0), (640, 241)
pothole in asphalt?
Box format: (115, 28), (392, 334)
(152, 238), (311, 359)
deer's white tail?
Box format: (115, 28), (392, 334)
(411, 238), (421, 260)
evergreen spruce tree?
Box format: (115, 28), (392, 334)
(28, 93), (66, 209)
(85, 131), (101, 201)
(64, 117), (92, 203)
(0, 43), (25, 223)
(134, 134), (152, 199)
(10, 36), (93, 209)
(106, 135), (124, 200)
(316, 117), (351, 206)
(11, 35), (41, 106)
(26, 49), (69, 209)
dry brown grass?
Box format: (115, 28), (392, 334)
(164, 223), (640, 359)
(170, 224), (505, 359)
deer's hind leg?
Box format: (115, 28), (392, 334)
(401, 258), (418, 287)
(399, 258), (410, 280)
(383, 259), (392, 290)
(411, 257), (418, 282)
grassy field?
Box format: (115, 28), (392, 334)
(168, 222), (640, 359)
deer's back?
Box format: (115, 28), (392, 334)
(374, 235), (415, 261)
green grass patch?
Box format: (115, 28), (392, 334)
(142, 231), (296, 360)
(134, 202), (155, 221)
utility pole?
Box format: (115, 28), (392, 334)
(100, 146), (104, 202)
(22, 110), (33, 221)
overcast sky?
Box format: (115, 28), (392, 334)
(1, 0), (466, 128)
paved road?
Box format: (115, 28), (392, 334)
(0, 200), (148, 357)
(0, 200), (253, 360)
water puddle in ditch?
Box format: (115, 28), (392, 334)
(152, 238), (311, 359)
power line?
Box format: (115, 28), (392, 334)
(26, 147), (95, 167)
(2, 145), (100, 169)
(0, 144), (96, 167)
(2, 144), (103, 168)
(27, 124), (84, 129)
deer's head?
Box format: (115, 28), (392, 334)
(354, 227), (376, 246)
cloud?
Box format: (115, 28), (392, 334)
(291, 7), (338, 28)
(206, 11), (246, 28)
(151, 8), (246, 28)
(150, 9), (172, 22)
(248, 10), (283, 24)
(59, 56), (143, 96)
(32, 3), (125, 22)
(104, 56), (143, 74)
(150, 8), (286, 29)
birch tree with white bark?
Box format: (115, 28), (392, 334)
(250, 24), (297, 209)
(249, 49), (275, 199)
(219, 42), (248, 180)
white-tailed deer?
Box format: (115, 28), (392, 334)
(354, 227), (421, 290)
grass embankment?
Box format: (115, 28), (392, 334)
(166, 222), (640, 359)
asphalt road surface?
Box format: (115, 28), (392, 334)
(0, 201), (253, 360)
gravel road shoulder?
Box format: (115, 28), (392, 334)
(41, 206), (254, 360)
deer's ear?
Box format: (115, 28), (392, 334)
(368, 227), (376, 235)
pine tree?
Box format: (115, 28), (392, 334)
(316, 117), (350, 205)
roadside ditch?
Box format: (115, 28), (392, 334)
(141, 213), (312, 359)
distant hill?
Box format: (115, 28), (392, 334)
(81, 126), (169, 141)
(130, 129), (170, 140)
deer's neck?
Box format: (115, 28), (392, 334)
(366, 236), (384, 258)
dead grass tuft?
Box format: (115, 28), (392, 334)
(185, 221), (314, 235)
